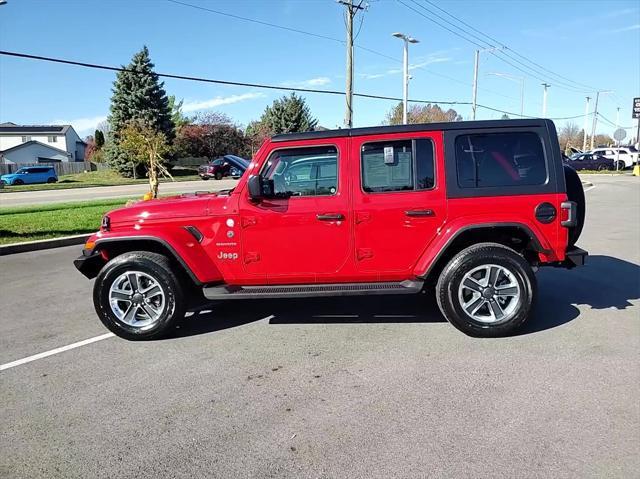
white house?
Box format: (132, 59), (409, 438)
(0, 122), (86, 164)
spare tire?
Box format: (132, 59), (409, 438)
(563, 164), (585, 246)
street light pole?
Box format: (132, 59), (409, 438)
(541, 83), (551, 117)
(392, 32), (419, 125)
(471, 50), (479, 120)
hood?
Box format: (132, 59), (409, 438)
(1, 173), (17, 179)
(106, 192), (225, 226)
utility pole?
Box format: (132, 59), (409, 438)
(472, 50), (479, 120)
(339, 0), (364, 129)
(582, 96), (590, 151)
(541, 83), (550, 117)
(471, 47), (504, 120)
(590, 91), (600, 150)
(392, 32), (419, 124)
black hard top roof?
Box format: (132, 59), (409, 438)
(271, 119), (551, 142)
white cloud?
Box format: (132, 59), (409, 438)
(609, 23), (640, 33)
(360, 55), (452, 80)
(182, 92), (265, 113)
(282, 77), (332, 88)
(51, 115), (107, 135)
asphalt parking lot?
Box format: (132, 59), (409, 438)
(1, 175), (639, 478)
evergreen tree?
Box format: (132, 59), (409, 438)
(106, 46), (174, 176)
(94, 129), (105, 149)
(108, 46), (174, 140)
(260, 93), (318, 134)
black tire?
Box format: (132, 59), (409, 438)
(214, 171), (223, 180)
(93, 251), (185, 340)
(13, 179), (24, 185)
(563, 165), (585, 247)
(436, 243), (537, 337)
(615, 160), (625, 171)
(201, 176), (210, 181)
(47, 177), (57, 183)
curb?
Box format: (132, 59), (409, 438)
(0, 234), (90, 256)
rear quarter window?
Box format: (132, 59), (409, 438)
(455, 132), (547, 188)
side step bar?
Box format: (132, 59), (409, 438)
(202, 280), (424, 300)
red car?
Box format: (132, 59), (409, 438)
(75, 119), (587, 340)
(198, 155), (248, 180)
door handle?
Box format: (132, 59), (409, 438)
(317, 213), (345, 221)
(405, 209), (435, 217)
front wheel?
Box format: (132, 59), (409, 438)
(214, 171), (223, 180)
(436, 243), (537, 337)
(13, 179), (24, 185)
(93, 251), (185, 340)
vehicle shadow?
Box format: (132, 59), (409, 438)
(167, 255), (639, 339)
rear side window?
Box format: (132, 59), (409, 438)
(361, 138), (434, 193)
(455, 132), (547, 188)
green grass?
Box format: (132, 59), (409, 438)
(577, 169), (627, 174)
(0, 168), (199, 193)
(0, 199), (130, 245)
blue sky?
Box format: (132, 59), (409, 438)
(1, 0), (638, 138)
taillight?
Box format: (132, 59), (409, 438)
(560, 201), (577, 227)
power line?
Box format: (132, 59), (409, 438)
(1, 49), (586, 121)
(0, 49), (466, 105)
(399, 0), (593, 94)
(420, 0), (598, 92)
(477, 104), (590, 120)
(166, 0), (519, 102)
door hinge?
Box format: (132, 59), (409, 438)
(355, 211), (371, 224)
(244, 252), (260, 264)
(242, 216), (257, 228)
(356, 248), (373, 261)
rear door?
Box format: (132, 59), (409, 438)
(351, 132), (447, 279)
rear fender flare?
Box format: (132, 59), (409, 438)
(414, 221), (550, 279)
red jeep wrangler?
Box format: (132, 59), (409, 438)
(75, 119), (587, 340)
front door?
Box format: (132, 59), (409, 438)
(238, 141), (351, 283)
(351, 133), (447, 279)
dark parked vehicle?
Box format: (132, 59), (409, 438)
(563, 153), (613, 171)
(198, 155), (249, 180)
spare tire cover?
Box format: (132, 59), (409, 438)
(563, 164), (585, 246)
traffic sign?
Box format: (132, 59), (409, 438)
(633, 97), (640, 119)
(613, 128), (626, 141)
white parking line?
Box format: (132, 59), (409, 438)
(0, 333), (115, 372)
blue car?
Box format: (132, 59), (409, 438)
(0, 166), (58, 186)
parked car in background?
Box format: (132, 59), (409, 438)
(198, 155), (249, 180)
(590, 147), (638, 170)
(0, 166), (58, 185)
(564, 153), (613, 171)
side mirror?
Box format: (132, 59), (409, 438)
(247, 175), (262, 201)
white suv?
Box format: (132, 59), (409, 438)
(590, 147), (639, 170)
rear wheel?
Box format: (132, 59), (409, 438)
(93, 251), (185, 340)
(214, 171), (223, 180)
(436, 243), (537, 337)
(563, 165), (585, 246)
(47, 177), (57, 183)
(615, 160), (625, 171)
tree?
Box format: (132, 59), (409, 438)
(384, 103), (462, 125)
(168, 95), (190, 129)
(94, 129), (105, 149)
(119, 120), (172, 199)
(245, 120), (272, 156)
(107, 46), (174, 142)
(558, 122), (582, 151)
(174, 112), (248, 160)
(259, 93), (318, 134)
(501, 114), (510, 120)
